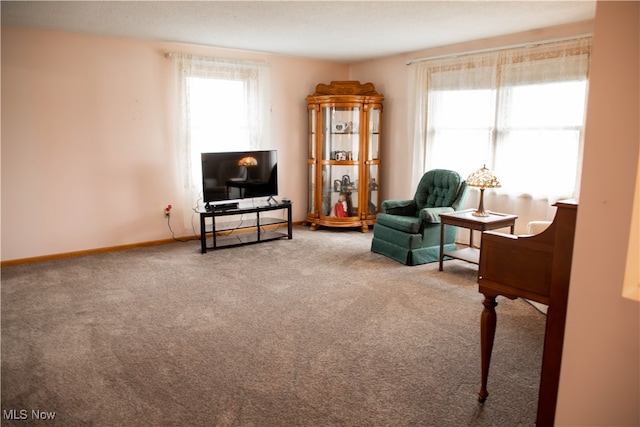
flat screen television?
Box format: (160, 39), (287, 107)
(201, 150), (278, 207)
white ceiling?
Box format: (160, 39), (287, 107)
(1, 1), (596, 63)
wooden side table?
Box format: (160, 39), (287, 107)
(438, 209), (518, 271)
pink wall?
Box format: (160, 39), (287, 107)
(1, 27), (347, 261)
(556, 2), (640, 425)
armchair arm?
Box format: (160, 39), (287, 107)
(419, 206), (455, 224)
(381, 199), (417, 216)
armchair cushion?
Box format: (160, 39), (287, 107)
(376, 213), (422, 234)
(419, 206), (455, 224)
(415, 169), (465, 210)
(380, 199), (417, 217)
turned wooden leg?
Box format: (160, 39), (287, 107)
(479, 295), (498, 403)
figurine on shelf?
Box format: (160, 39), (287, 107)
(369, 178), (378, 190)
(334, 192), (350, 217)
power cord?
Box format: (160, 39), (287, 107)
(166, 209), (199, 243)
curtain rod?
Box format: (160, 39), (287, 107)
(405, 34), (592, 65)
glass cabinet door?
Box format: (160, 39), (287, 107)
(322, 107), (360, 161)
(367, 164), (380, 215)
(368, 107), (381, 161)
(308, 107), (316, 160)
(307, 107), (317, 216)
(320, 164), (359, 218)
(365, 106), (382, 217)
(308, 163), (316, 214)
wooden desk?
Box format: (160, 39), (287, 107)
(477, 200), (577, 427)
(438, 209), (518, 271)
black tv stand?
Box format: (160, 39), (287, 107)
(198, 202), (292, 253)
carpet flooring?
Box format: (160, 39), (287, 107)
(1, 225), (545, 426)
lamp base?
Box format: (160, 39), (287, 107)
(472, 188), (490, 217)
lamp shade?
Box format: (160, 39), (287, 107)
(466, 165), (501, 189)
(238, 156), (258, 167)
(466, 165), (500, 217)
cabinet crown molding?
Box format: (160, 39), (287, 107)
(311, 81), (382, 97)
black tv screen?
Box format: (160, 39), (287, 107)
(201, 150), (278, 204)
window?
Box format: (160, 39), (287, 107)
(409, 38), (591, 229)
(187, 77), (250, 186)
(169, 53), (270, 215)
(497, 81), (587, 198)
(427, 88), (495, 182)
(429, 80), (587, 199)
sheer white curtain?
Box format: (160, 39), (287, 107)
(168, 53), (270, 225)
(408, 38), (591, 233)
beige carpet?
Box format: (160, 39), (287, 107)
(1, 225), (545, 426)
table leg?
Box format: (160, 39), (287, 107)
(439, 222), (445, 271)
(200, 214), (207, 254)
(479, 294), (498, 403)
(212, 215), (217, 249)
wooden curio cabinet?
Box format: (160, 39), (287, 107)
(306, 81), (383, 232)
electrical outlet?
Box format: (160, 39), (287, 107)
(164, 204), (172, 217)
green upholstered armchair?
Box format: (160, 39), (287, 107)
(371, 169), (468, 265)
